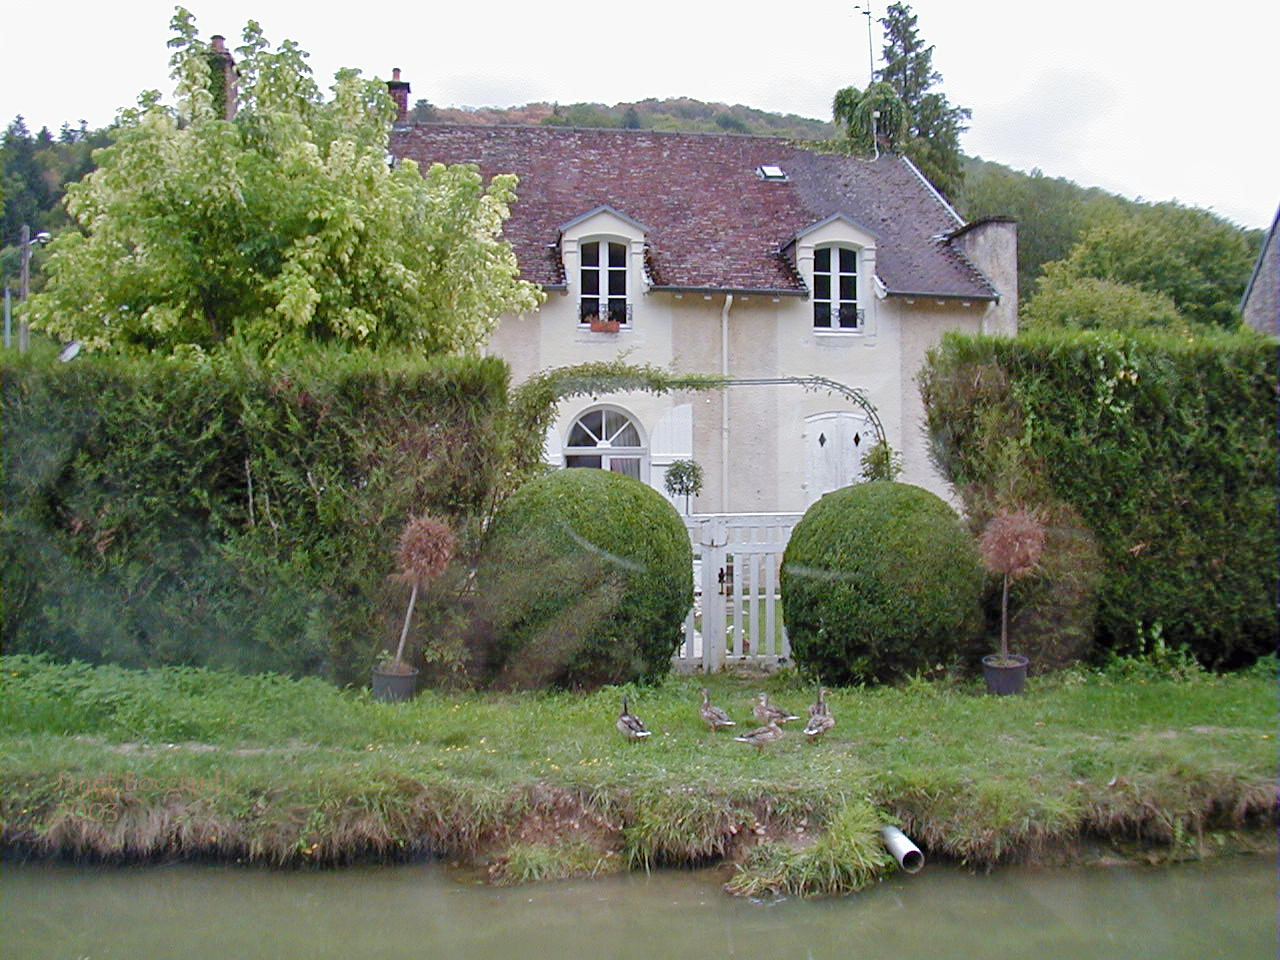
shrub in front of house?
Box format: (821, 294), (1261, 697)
(780, 481), (984, 684)
(474, 468), (693, 689)
(1, 348), (508, 684)
(920, 328), (1277, 668)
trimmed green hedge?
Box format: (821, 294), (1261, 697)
(920, 328), (1278, 667)
(780, 482), (984, 684)
(2, 349), (509, 682)
(474, 468), (693, 688)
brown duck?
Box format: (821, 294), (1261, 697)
(699, 688), (736, 732)
(617, 695), (651, 741)
(753, 692), (800, 725)
(734, 719), (784, 752)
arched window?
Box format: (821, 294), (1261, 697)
(579, 239), (630, 326)
(564, 407), (647, 480)
(813, 245), (862, 330)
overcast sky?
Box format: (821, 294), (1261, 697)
(4, 0), (1276, 230)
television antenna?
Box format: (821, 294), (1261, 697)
(853, 4), (875, 85)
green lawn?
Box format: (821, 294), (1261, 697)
(1, 654), (1274, 894)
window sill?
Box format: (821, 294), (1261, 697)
(810, 329), (876, 347)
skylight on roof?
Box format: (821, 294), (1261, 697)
(757, 164), (788, 182)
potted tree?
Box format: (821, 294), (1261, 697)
(373, 514), (457, 702)
(663, 459), (704, 514)
(978, 508), (1045, 695)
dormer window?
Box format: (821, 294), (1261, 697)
(813, 245), (862, 330)
(579, 240), (630, 326)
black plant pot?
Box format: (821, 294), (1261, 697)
(982, 654), (1029, 695)
(371, 666), (420, 702)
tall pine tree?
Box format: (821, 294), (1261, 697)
(832, 3), (970, 199)
(877, 2), (970, 197)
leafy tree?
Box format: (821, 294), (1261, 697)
(407, 99), (441, 123)
(662, 459), (704, 512)
(28, 8), (541, 357)
(1, 117), (112, 293)
(959, 158), (1128, 294)
(832, 3), (970, 197)
(1034, 204), (1256, 329)
(1022, 272), (1187, 333)
(2, 117), (53, 243)
(859, 440), (903, 481)
(831, 82), (909, 154)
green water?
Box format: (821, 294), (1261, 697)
(3, 857), (1274, 959)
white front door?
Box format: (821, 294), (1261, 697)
(804, 411), (870, 505)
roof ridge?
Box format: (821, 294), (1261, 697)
(398, 121), (797, 143)
(1240, 203), (1280, 310)
(898, 154), (964, 227)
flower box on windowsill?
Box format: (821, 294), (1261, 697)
(589, 318), (621, 333)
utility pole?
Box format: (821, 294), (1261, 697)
(18, 224), (52, 353)
(19, 224), (31, 353)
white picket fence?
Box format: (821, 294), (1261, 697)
(673, 513), (803, 673)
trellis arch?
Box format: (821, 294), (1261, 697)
(721, 376), (886, 449)
(505, 362), (885, 499)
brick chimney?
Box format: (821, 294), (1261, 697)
(208, 35), (239, 120)
(387, 68), (411, 123)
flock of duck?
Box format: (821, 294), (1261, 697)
(616, 688), (835, 749)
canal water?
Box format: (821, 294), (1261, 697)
(3, 856), (1273, 959)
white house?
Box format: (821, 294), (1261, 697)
(391, 115), (1017, 516)
(1240, 204), (1278, 336)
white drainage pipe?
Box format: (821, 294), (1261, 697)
(880, 825), (925, 874)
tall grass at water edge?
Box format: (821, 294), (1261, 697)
(1, 654), (1274, 893)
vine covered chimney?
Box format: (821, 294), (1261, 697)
(208, 35), (239, 120)
(387, 68), (411, 124)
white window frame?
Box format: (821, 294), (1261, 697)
(812, 244), (863, 331)
(563, 405), (648, 481)
(578, 238), (631, 327)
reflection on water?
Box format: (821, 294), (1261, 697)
(4, 856), (1274, 960)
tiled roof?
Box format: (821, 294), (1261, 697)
(390, 124), (998, 300)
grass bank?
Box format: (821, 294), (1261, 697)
(1, 654), (1274, 896)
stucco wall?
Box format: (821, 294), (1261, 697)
(893, 299), (984, 498)
(949, 219), (1018, 337)
(488, 277), (989, 512)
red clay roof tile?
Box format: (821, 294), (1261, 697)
(390, 125), (998, 300)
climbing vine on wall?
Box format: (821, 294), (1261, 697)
(500, 361), (724, 499)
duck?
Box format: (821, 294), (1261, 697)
(734, 719), (784, 752)
(699, 688), (736, 732)
(803, 711), (836, 742)
(617, 695), (651, 741)
(808, 686), (830, 719)
(752, 692), (801, 725)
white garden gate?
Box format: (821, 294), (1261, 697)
(673, 513), (803, 673)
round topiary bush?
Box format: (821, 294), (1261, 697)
(780, 481), (983, 684)
(475, 468), (693, 688)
